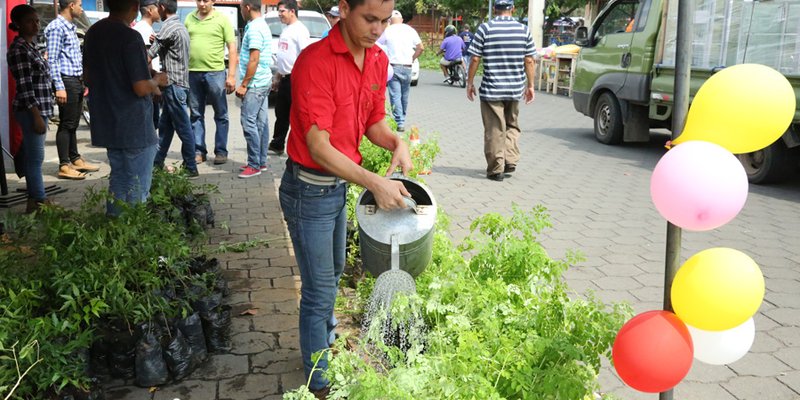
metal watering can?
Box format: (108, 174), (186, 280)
(355, 174), (437, 279)
(357, 175), (437, 327)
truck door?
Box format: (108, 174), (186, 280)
(577, 0), (643, 97)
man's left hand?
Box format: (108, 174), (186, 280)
(466, 83), (476, 102)
(225, 76), (236, 94)
(386, 140), (413, 176)
(524, 86), (535, 104)
(235, 85), (248, 99)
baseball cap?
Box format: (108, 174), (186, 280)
(493, 0), (514, 10)
(326, 6), (339, 17)
(391, 10), (402, 18)
(141, 0), (157, 7)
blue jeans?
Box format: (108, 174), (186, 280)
(106, 144), (157, 216)
(387, 66), (412, 128)
(155, 85), (197, 172)
(279, 162), (347, 391)
(14, 111), (46, 201)
(189, 71), (228, 157)
(240, 86), (270, 168)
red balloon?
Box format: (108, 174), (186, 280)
(612, 311), (694, 393)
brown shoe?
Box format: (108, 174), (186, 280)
(58, 165), (86, 180)
(310, 386), (330, 400)
(25, 198), (55, 214)
(195, 154), (207, 164)
(71, 158), (100, 172)
(213, 154), (228, 165)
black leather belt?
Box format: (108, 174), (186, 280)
(391, 63), (412, 68)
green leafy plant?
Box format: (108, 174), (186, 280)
(288, 207), (632, 399)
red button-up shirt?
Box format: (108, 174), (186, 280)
(287, 24), (389, 172)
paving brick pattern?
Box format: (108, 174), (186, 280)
(5, 69), (799, 399)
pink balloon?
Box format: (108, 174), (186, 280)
(650, 140), (748, 231)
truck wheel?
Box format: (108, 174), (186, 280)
(736, 141), (799, 184)
(594, 93), (623, 145)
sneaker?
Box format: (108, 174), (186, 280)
(238, 166), (262, 179)
(195, 153), (207, 164)
(443, 78), (452, 84)
(71, 158), (100, 172)
(268, 144), (284, 155)
(213, 154), (228, 165)
(186, 169), (200, 179)
(239, 165), (268, 171)
(397, 126), (405, 132)
(504, 164), (516, 173)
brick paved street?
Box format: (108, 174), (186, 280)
(3, 68), (799, 399)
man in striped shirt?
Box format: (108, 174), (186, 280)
(149, 0), (198, 178)
(466, 0), (536, 182)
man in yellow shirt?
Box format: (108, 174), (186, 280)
(185, 0), (238, 165)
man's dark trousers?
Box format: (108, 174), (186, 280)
(270, 74), (291, 151)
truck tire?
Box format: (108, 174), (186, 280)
(736, 141), (799, 184)
(594, 93), (624, 145)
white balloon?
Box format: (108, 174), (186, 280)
(687, 318), (755, 365)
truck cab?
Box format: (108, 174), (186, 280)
(573, 0), (800, 183)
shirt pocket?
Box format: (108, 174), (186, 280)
(330, 92), (356, 133)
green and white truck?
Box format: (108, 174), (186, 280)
(572, 0), (800, 183)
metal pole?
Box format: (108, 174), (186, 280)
(489, 0), (493, 19)
(661, 0), (692, 397)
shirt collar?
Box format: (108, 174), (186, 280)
(328, 23), (383, 60)
(164, 15), (180, 23)
(57, 14), (77, 30)
(494, 15), (515, 21)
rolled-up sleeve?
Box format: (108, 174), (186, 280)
(294, 57), (335, 134)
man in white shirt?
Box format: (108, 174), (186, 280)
(268, 0), (310, 155)
(377, 10), (422, 132)
(133, 0), (161, 129)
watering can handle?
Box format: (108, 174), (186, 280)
(390, 233), (400, 271)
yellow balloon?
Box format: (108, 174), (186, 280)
(671, 64), (796, 154)
(672, 248), (764, 331)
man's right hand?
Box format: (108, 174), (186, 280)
(370, 177), (412, 210)
(271, 76), (281, 92)
(55, 90), (67, 105)
(154, 72), (168, 87)
(466, 83), (476, 101)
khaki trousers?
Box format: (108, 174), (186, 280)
(480, 100), (521, 175)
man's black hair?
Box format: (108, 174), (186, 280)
(242, 0), (261, 11)
(107, 0), (138, 13)
(159, 0), (178, 14)
(344, 0), (394, 13)
(58, 0), (77, 11)
(277, 0), (298, 15)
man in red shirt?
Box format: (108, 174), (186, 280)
(279, 0), (412, 396)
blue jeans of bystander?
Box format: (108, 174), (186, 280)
(155, 85), (197, 172)
(189, 71), (229, 158)
(240, 86), (270, 168)
(387, 65), (412, 129)
(106, 144), (157, 216)
(14, 111), (47, 201)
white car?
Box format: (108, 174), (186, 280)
(411, 58), (420, 86)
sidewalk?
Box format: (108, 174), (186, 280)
(2, 99), (305, 399)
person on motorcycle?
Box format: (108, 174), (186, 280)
(438, 25), (465, 84)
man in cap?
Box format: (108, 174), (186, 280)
(377, 9), (422, 132)
(466, 0), (536, 181)
(321, 5), (339, 38)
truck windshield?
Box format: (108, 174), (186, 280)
(595, 0), (640, 40)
